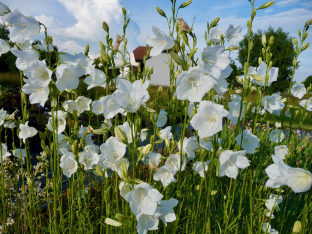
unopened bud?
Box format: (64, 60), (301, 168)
(305, 18), (312, 28)
(251, 9), (257, 21)
(258, 57), (262, 65)
(99, 41), (105, 51)
(115, 126), (128, 144)
(235, 89), (242, 94)
(105, 218), (122, 227)
(210, 17), (220, 27)
(102, 21), (109, 32)
(262, 34), (266, 46)
(170, 51), (183, 66)
(45, 36), (53, 45)
(156, 7), (167, 18)
(269, 36), (274, 45)
(236, 76), (243, 84)
(293, 59), (297, 67)
(115, 213), (127, 221)
(85, 44), (89, 55)
(301, 42), (310, 52)
(122, 7), (127, 16)
(292, 221), (301, 233)
(226, 46), (240, 50)
(157, 86), (163, 96)
(51, 98), (57, 108)
(257, 1), (275, 10)
(298, 29), (301, 38)
(247, 20), (252, 31)
(100, 50), (110, 63)
(95, 166), (105, 177)
(180, 0), (192, 8)
(188, 48), (198, 60)
(27, 177), (33, 187)
(302, 32), (308, 42)
(292, 37), (298, 46)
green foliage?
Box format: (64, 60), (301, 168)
(0, 23), (18, 73)
(226, 60), (243, 89)
(237, 27), (296, 92)
(303, 75), (312, 89)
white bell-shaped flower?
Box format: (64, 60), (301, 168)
(47, 116), (66, 134)
(113, 79), (149, 113)
(199, 45), (230, 80)
(274, 145), (288, 160)
(22, 79), (49, 107)
(136, 212), (160, 234)
(147, 152), (162, 166)
(62, 100), (78, 113)
(269, 130), (285, 143)
(75, 96), (91, 114)
(262, 93), (284, 114)
(193, 160), (211, 178)
(100, 136), (126, 163)
(0, 3), (10, 16)
(225, 25), (244, 46)
(79, 149), (99, 170)
(124, 182), (163, 216)
(190, 101), (229, 138)
(299, 97), (312, 111)
(179, 136), (198, 161)
(253, 61), (278, 87)
(165, 154), (185, 174)
(33, 39), (53, 52)
(153, 165), (177, 187)
(24, 60), (52, 87)
(155, 109), (167, 127)
(291, 83), (306, 99)
(0, 39), (10, 56)
(155, 198), (178, 226)
(210, 27), (225, 43)
(158, 126), (173, 140)
(286, 167), (312, 193)
(235, 129), (259, 154)
(228, 101), (245, 125)
(219, 150), (250, 179)
(176, 66), (214, 102)
(19, 121), (37, 143)
(4, 9), (40, 44)
(84, 68), (106, 90)
(12, 148), (26, 163)
(1, 143), (11, 162)
(145, 26), (175, 57)
(60, 157), (78, 178)
(10, 48), (39, 71)
(55, 64), (85, 91)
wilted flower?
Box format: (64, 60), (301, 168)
(190, 101), (229, 138)
(19, 121), (37, 143)
(235, 129), (259, 154)
(145, 26), (175, 57)
(219, 150), (250, 179)
(291, 84), (306, 99)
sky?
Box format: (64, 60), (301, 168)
(1, 0), (311, 82)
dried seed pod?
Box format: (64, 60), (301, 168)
(177, 17), (191, 33)
(113, 34), (123, 51)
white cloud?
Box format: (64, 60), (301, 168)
(35, 14), (62, 29)
(276, 0), (299, 7)
(264, 9), (273, 13)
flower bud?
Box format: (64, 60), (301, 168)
(180, 0), (192, 8)
(100, 50), (110, 64)
(156, 7), (167, 18)
(292, 37), (298, 47)
(188, 48), (198, 60)
(293, 59), (297, 67)
(51, 98), (57, 108)
(235, 89), (242, 94)
(302, 32), (308, 42)
(95, 166), (105, 177)
(45, 36), (53, 45)
(298, 29), (301, 38)
(257, 1), (275, 10)
(170, 51), (184, 66)
(301, 42), (310, 52)
(236, 76), (243, 84)
(262, 34), (266, 46)
(105, 218), (122, 227)
(115, 213), (127, 221)
(251, 9), (257, 21)
(226, 46), (240, 50)
(258, 57), (262, 65)
(269, 36), (274, 45)
(210, 17), (220, 27)
(247, 20), (252, 31)
(122, 7), (127, 16)
(262, 48), (265, 55)
(102, 21), (109, 32)
(27, 177), (33, 187)
(292, 221), (301, 233)
(157, 86), (163, 96)
(115, 126), (128, 144)
(305, 18), (312, 28)
(99, 41), (105, 51)
(93, 128), (108, 135)
(85, 44), (89, 55)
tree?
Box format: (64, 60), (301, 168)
(0, 23), (18, 73)
(237, 27), (296, 92)
(303, 75), (312, 89)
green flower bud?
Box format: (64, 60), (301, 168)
(226, 46), (240, 51)
(210, 17), (220, 28)
(122, 7), (127, 16)
(105, 218), (122, 227)
(180, 0), (192, 8)
(100, 50), (110, 63)
(247, 20), (252, 31)
(170, 51), (183, 66)
(156, 7), (167, 18)
(188, 48), (198, 61)
(292, 221), (301, 233)
(92, 128), (108, 135)
(251, 9), (257, 21)
(115, 127), (128, 144)
(45, 36), (53, 45)
(115, 213), (127, 221)
(269, 36), (274, 45)
(85, 44), (89, 56)
(302, 32), (308, 42)
(262, 34), (266, 46)
(301, 42), (310, 52)
(257, 1), (275, 10)
(298, 29), (301, 38)
(293, 59), (297, 67)
(95, 166), (105, 178)
(258, 57), (262, 65)
(251, 74), (263, 82)
(305, 18), (312, 28)
(292, 37), (298, 47)
(157, 86), (163, 96)
(102, 21), (109, 32)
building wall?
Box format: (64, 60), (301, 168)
(145, 53), (171, 87)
